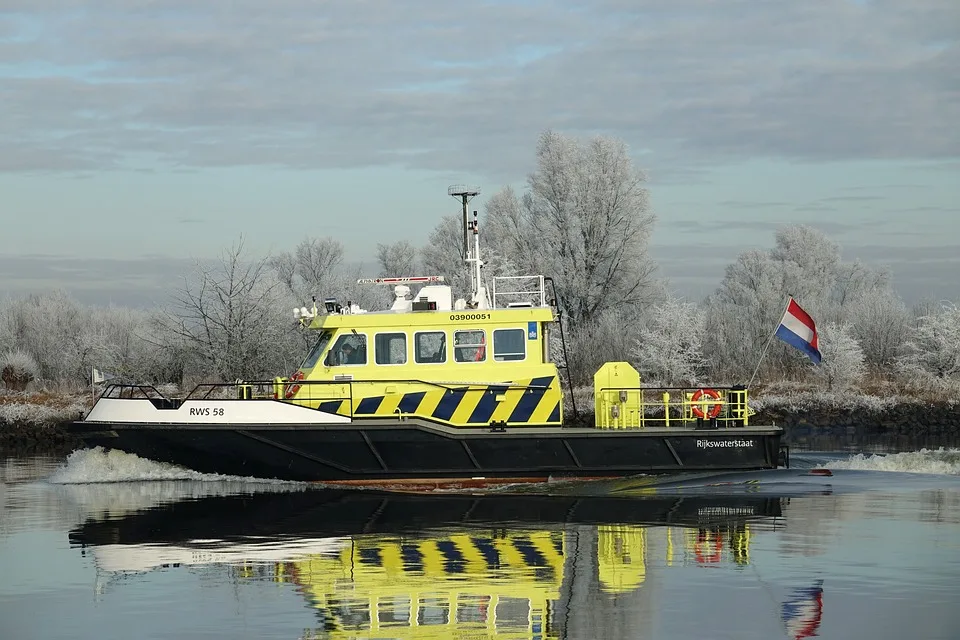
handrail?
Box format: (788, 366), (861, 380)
(491, 274), (547, 308)
(100, 384), (169, 400)
(100, 378), (550, 401)
(594, 385), (753, 430)
(97, 379), (749, 431)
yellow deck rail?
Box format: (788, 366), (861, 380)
(593, 362), (753, 430)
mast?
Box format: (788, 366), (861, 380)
(448, 185), (480, 295)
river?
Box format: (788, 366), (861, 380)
(2, 447), (959, 639)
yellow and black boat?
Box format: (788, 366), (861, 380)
(70, 488), (781, 639)
(69, 189), (785, 483)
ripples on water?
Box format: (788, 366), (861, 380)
(1, 447), (959, 640)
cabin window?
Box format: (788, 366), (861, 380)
(375, 332), (407, 365)
(493, 328), (526, 361)
(300, 331), (332, 369)
(326, 334), (367, 366)
(454, 329), (486, 362)
(378, 597), (411, 626)
(417, 597), (449, 625)
(415, 331), (446, 364)
(457, 596), (490, 623)
(334, 602), (371, 630)
(495, 597), (530, 629)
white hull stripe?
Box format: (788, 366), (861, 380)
(84, 398), (352, 425)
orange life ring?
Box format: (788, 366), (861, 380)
(284, 370), (304, 399)
(691, 388), (722, 419)
(695, 532), (723, 563)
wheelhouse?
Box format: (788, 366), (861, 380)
(282, 276), (567, 429)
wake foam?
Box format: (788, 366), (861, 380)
(827, 448), (960, 476)
(48, 447), (299, 485)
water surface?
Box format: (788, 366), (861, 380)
(2, 448), (959, 639)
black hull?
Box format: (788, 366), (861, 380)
(70, 418), (783, 482)
(69, 487), (785, 548)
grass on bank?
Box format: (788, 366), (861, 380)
(0, 390), (89, 426)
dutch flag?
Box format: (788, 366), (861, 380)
(775, 298), (822, 364)
(781, 580), (824, 639)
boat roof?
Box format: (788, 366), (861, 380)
(308, 304), (555, 331)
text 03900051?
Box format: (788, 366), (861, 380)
(449, 313), (491, 321)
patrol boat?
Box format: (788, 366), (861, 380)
(69, 187), (785, 484)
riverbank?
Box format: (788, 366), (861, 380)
(752, 395), (960, 451)
(0, 391), (86, 452)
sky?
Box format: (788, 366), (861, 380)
(1, 0), (957, 308)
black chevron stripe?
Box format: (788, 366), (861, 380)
(508, 376), (554, 423)
(432, 388), (467, 421)
(467, 385), (509, 424)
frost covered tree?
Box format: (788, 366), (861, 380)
(421, 214), (468, 295)
(563, 309), (642, 387)
(271, 236), (345, 303)
(484, 130), (659, 325)
(828, 260), (891, 320)
(166, 239), (302, 382)
(0, 292), (170, 386)
(814, 322), (866, 390)
(272, 236), (385, 311)
(0, 291), (103, 384)
(900, 302), (960, 381)
(703, 250), (785, 381)
(376, 241), (420, 277)
(704, 224), (895, 382)
(849, 289), (909, 370)
(771, 225), (841, 306)
(631, 297), (705, 386)
(420, 211), (519, 304)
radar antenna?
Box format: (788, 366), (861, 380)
(447, 185), (480, 266)
(447, 185), (488, 308)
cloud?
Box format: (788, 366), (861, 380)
(816, 195), (885, 203)
(717, 201), (792, 209)
(651, 241), (959, 304)
(792, 203), (839, 213)
(888, 205), (958, 213)
(0, 253), (381, 308)
(0, 0), (957, 178)
(670, 219), (859, 235)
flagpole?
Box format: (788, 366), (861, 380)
(748, 296), (793, 389)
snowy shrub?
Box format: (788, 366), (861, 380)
(564, 309), (642, 386)
(0, 391), (88, 425)
(631, 297), (705, 386)
(750, 390), (917, 413)
(900, 302), (960, 381)
(850, 289), (908, 369)
(814, 322), (866, 390)
(1, 350), (39, 391)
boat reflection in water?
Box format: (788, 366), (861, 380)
(68, 484), (807, 639)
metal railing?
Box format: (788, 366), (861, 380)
(96, 378), (550, 423)
(96, 379), (754, 430)
(594, 386), (754, 430)
(100, 384), (169, 400)
(491, 275), (547, 308)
